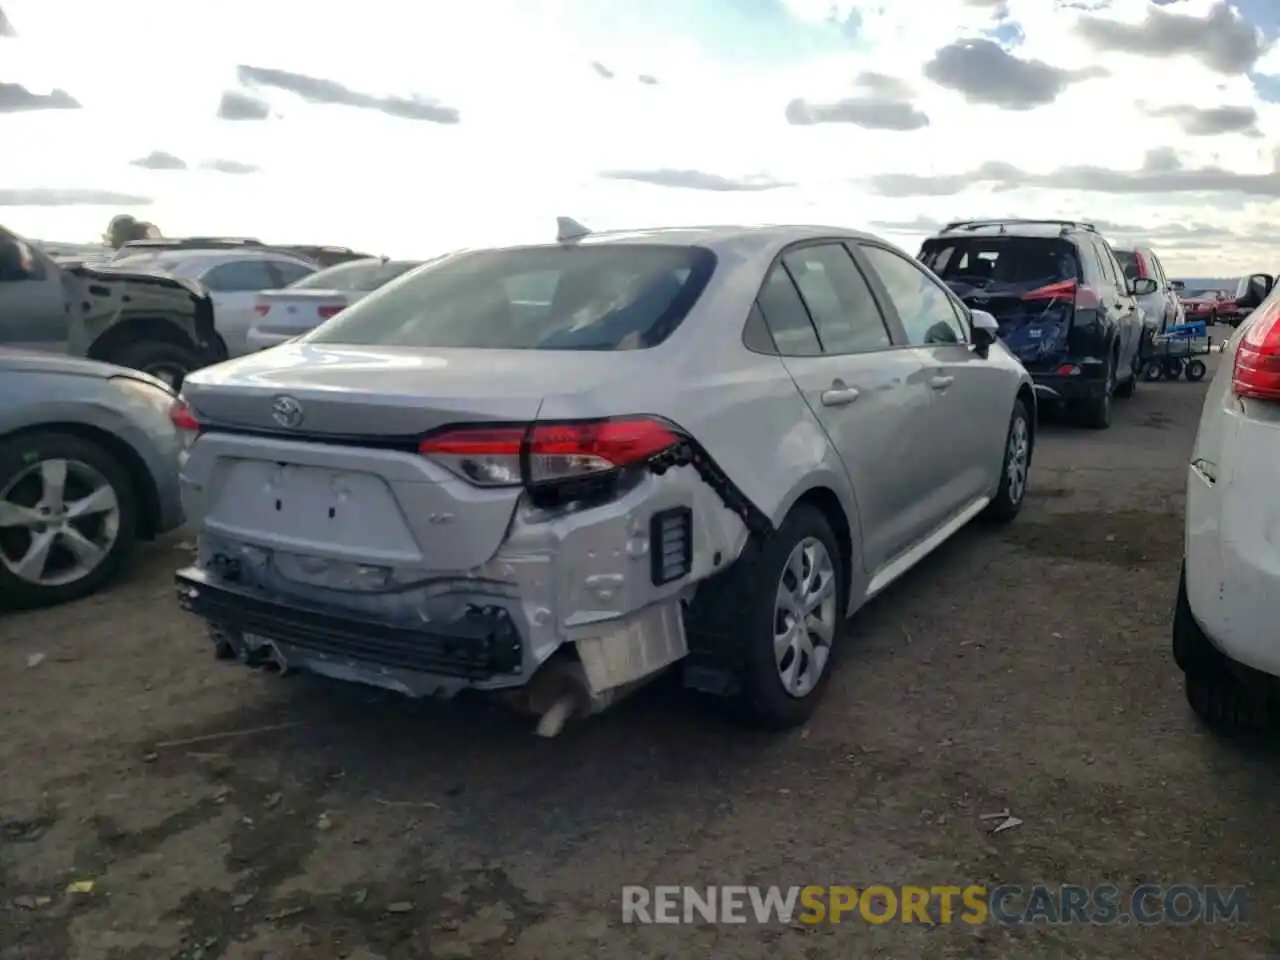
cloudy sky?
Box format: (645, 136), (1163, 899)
(2, 0), (1279, 273)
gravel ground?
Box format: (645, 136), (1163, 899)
(3, 356), (1278, 960)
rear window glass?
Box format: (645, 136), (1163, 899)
(290, 259), (419, 291)
(919, 237), (1080, 292)
(306, 244), (716, 350)
(102, 253), (181, 272)
(1114, 250), (1138, 280)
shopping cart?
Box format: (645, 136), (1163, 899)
(1141, 319), (1211, 382)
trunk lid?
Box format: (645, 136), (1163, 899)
(178, 345), (639, 573)
(946, 279), (1074, 366)
(254, 289), (353, 333)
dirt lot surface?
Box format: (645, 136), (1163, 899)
(4, 357), (1279, 959)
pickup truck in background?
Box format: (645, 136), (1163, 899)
(0, 224), (224, 386)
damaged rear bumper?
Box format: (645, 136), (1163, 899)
(175, 565), (523, 687)
(174, 558), (691, 732)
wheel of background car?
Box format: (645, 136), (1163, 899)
(1077, 354), (1113, 429)
(0, 432), (138, 610)
(1142, 360), (1164, 382)
(981, 399), (1031, 523)
(107, 340), (203, 390)
(713, 503), (845, 729)
(1185, 359), (1207, 382)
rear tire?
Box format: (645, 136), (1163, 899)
(0, 433), (138, 610)
(1076, 357), (1113, 429)
(1114, 367), (1136, 398)
(106, 340), (204, 390)
(1185, 359), (1207, 382)
(699, 505), (846, 730)
(1174, 565), (1270, 734)
(981, 399), (1031, 523)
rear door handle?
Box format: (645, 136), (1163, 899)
(821, 386), (860, 406)
(929, 375), (954, 390)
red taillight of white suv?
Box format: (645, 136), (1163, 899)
(417, 417), (683, 488)
(1232, 300), (1280, 401)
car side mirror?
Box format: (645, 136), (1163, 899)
(1128, 277), (1158, 297)
(1237, 273), (1274, 309)
(970, 309), (999, 356)
(1170, 280), (1185, 292)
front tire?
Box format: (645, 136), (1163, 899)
(0, 433), (138, 610)
(982, 399), (1031, 523)
(714, 505), (845, 729)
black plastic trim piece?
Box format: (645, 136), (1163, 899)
(650, 506), (693, 585)
(174, 566), (523, 679)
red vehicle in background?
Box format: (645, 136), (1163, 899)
(1178, 288), (1230, 325)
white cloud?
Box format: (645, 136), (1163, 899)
(0, 0), (1276, 273)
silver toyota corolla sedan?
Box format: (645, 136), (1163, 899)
(172, 221), (1035, 734)
(1, 351), (185, 609)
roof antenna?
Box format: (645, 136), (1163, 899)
(557, 216), (591, 243)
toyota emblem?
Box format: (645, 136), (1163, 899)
(272, 395), (304, 428)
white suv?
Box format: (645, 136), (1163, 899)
(1175, 273), (1280, 728)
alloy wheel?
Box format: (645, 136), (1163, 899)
(0, 458), (121, 587)
(1006, 415), (1030, 505)
(773, 537), (838, 698)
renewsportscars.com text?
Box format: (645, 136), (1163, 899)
(621, 884), (1248, 926)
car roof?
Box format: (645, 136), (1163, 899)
(928, 219), (1100, 240)
(494, 223), (883, 255)
(111, 248), (317, 268)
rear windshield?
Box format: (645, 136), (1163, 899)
(290, 259), (421, 291)
(306, 244), (717, 350)
(1113, 250), (1138, 279)
(102, 253), (181, 272)
(919, 236), (1080, 291)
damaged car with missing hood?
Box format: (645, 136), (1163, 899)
(0, 225), (223, 386)
(171, 218), (1035, 737)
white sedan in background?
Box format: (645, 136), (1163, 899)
(105, 248), (318, 357)
(1175, 272), (1280, 730)
(246, 257), (423, 351)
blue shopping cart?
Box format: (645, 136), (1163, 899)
(1141, 318), (1211, 382)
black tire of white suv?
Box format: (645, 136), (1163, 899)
(1173, 565), (1271, 734)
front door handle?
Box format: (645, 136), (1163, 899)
(929, 375), (954, 390)
(821, 385), (860, 407)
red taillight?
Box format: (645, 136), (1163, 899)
(1133, 251), (1148, 278)
(1021, 280), (1076, 302)
(254, 304), (270, 316)
(417, 417), (682, 487)
(1021, 278), (1100, 310)
(169, 397), (201, 448)
(1233, 301), (1280, 401)
(318, 305), (344, 319)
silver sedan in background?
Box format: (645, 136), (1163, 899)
(0, 352), (184, 609)
(246, 257), (425, 351)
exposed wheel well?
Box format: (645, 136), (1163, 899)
(87, 317), (198, 365)
(792, 487), (852, 589)
(1, 423), (161, 540)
